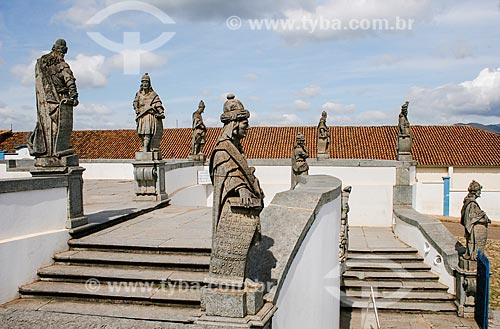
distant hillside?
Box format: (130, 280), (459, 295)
(455, 123), (500, 134)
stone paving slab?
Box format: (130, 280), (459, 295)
(349, 226), (415, 251)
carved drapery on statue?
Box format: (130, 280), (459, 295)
(397, 101), (412, 161)
(208, 94), (264, 287)
(461, 180), (490, 261)
(28, 39), (78, 163)
(317, 111), (330, 159)
(339, 186), (352, 265)
(133, 73), (165, 152)
(189, 100), (207, 161)
(291, 132), (309, 189)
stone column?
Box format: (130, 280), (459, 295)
(133, 151), (168, 201)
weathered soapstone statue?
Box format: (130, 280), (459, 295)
(133, 73), (165, 153)
(189, 100), (207, 162)
(291, 132), (309, 189)
(461, 180), (490, 261)
(26, 39), (86, 228)
(27, 39), (79, 167)
(201, 94), (267, 321)
(397, 101), (412, 161)
(455, 180), (491, 317)
(317, 110), (330, 159)
(339, 186), (352, 265)
(132, 73), (167, 201)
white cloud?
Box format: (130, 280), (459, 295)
(408, 68), (500, 124)
(247, 96), (261, 102)
(107, 51), (167, 75)
(51, 0), (104, 28)
(250, 112), (305, 126)
(330, 110), (393, 126)
(0, 102), (35, 131)
(321, 102), (356, 113)
(11, 59), (36, 87)
(298, 84), (321, 98)
(293, 99), (311, 111)
(243, 73), (258, 81)
(74, 103), (119, 129)
(68, 54), (107, 88)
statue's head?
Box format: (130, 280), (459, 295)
(52, 39), (68, 57)
(296, 132), (305, 146)
(198, 100), (205, 113)
(468, 180), (482, 197)
(219, 94), (250, 141)
(401, 101), (409, 115)
(322, 111), (327, 119)
(140, 73), (152, 92)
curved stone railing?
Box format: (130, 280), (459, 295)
(254, 175), (342, 329)
(393, 206), (462, 293)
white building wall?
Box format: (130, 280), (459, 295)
(81, 162), (133, 180)
(273, 191), (341, 329)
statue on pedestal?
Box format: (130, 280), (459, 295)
(397, 101), (412, 161)
(461, 180), (490, 261)
(208, 93), (264, 285)
(27, 39), (79, 166)
(339, 186), (352, 265)
(291, 132), (309, 189)
(317, 111), (330, 159)
(133, 73), (165, 153)
(189, 100), (207, 161)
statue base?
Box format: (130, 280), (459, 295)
(34, 154), (79, 168)
(197, 280), (275, 328)
(455, 257), (477, 318)
(397, 153), (413, 161)
(317, 152), (329, 160)
(30, 165), (88, 229)
(189, 153), (206, 162)
(133, 152), (168, 201)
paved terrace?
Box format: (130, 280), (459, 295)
(0, 180), (498, 328)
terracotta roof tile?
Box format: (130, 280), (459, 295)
(1, 126), (499, 167)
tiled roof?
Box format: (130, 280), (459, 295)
(1, 126), (499, 167)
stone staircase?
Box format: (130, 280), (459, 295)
(341, 228), (456, 313)
(14, 227), (211, 323)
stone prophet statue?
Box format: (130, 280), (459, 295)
(291, 132), (309, 189)
(133, 73), (165, 152)
(339, 186), (352, 264)
(27, 39), (79, 163)
(317, 110), (330, 159)
(190, 100), (207, 159)
(208, 94), (264, 286)
(461, 180), (490, 261)
(397, 101), (413, 160)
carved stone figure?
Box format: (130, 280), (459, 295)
(339, 186), (352, 264)
(461, 180), (490, 261)
(27, 39), (79, 166)
(189, 100), (207, 161)
(397, 101), (412, 161)
(133, 73), (165, 152)
(208, 94), (264, 286)
(291, 132), (309, 189)
(317, 111), (330, 159)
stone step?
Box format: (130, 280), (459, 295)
(19, 281), (201, 306)
(54, 250), (210, 271)
(341, 298), (457, 312)
(344, 270), (439, 280)
(38, 264), (208, 285)
(344, 289), (454, 301)
(342, 279), (450, 291)
(349, 247), (418, 253)
(347, 253), (423, 261)
(346, 261), (431, 271)
(68, 239), (211, 256)
(4, 298), (200, 323)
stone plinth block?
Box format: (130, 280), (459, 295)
(133, 154), (168, 201)
(135, 151), (161, 161)
(33, 154), (79, 168)
(205, 287), (247, 318)
(317, 153), (329, 160)
(455, 263), (477, 318)
(396, 166), (411, 186)
(30, 165), (88, 229)
(189, 153), (206, 162)
(393, 185), (412, 206)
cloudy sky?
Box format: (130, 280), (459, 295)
(1, 0), (499, 131)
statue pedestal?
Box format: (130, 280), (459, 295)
(133, 151), (168, 201)
(197, 280), (275, 328)
(455, 257), (477, 318)
(31, 163), (88, 229)
(317, 152), (329, 160)
(397, 135), (413, 161)
(189, 153), (206, 162)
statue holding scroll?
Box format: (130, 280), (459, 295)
(189, 100), (207, 161)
